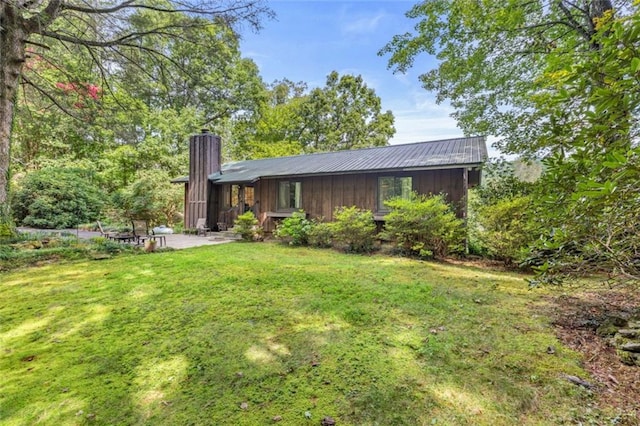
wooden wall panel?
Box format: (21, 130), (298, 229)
(308, 177), (323, 218)
(342, 174), (355, 208)
(186, 133), (221, 228)
(353, 174), (365, 209)
(217, 168), (471, 232)
(364, 175), (377, 211)
(321, 176), (332, 220)
(332, 175), (344, 211)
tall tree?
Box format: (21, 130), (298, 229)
(101, 11), (267, 176)
(231, 79), (307, 159)
(380, 0), (628, 156)
(0, 0), (271, 209)
(298, 71), (395, 152)
(381, 0), (640, 284)
(232, 73), (395, 159)
(524, 8), (640, 285)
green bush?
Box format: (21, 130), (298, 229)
(274, 210), (312, 245)
(115, 170), (183, 226)
(90, 237), (135, 255)
(476, 196), (537, 264)
(0, 205), (16, 241)
(233, 211), (263, 241)
(12, 168), (103, 229)
(330, 206), (376, 253)
(381, 193), (464, 259)
(0, 222), (16, 241)
(308, 219), (333, 248)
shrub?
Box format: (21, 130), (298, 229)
(274, 210), (312, 245)
(233, 211), (263, 241)
(0, 222), (16, 241)
(308, 219), (333, 248)
(115, 170), (183, 226)
(12, 168), (103, 229)
(90, 237), (135, 255)
(0, 233), (138, 272)
(476, 195), (538, 264)
(0, 205), (16, 241)
(330, 206), (376, 253)
(381, 193), (464, 259)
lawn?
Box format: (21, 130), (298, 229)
(0, 242), (598, 425)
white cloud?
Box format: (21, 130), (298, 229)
(341, 11), (386, 35)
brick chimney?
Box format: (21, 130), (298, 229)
(186, 129), (221, 229)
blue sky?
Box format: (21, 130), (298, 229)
(240, 1), (469, 148)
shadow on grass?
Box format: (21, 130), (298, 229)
(0, 244), (595, 425)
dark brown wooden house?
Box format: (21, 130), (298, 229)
(174, 131), (487, 233)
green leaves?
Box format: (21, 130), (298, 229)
(235, 72), (396, 159)
(383, 0), (640, 285)
(298, 72), (396, 153)
(12, 168), (104, 229)
(381, 193), (464, 259)
(381, 1), (637, 157)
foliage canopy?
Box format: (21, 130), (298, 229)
(12, 168), (103, 229)
(382, 0), (640, 285)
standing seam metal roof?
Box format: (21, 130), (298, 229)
(208, 136), (487, 184)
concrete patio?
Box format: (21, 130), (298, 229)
(17, 227), (237, 250)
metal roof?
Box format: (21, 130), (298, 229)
(211, 136), (487, 184)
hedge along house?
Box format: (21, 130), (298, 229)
(174, 130), (488, 233)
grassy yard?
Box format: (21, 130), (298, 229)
(0, 242), (599, 425)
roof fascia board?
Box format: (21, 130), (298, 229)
(208, 162), (485, 184)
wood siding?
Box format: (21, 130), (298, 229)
(186, 133), (221, 228)
(228, 168), (468, 232)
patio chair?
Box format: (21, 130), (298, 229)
(132, 219), (152, 245)
(96, 221), (117, 239)
(100, 221), (136, 244)
(195, 218), (210, 236)
(132, 219), (167, 247)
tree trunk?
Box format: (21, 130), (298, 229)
(0, 7), (27, 206)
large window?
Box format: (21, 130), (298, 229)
(278, 181), (301, 210)
(378, 176), (412, 211)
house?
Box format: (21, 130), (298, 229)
(173, 130), (487, 233)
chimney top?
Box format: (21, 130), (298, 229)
(200, 128), (210, 134)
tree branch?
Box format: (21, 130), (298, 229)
(557, 0), (592, 42)
(20, 74), (85, 121)
(41, 24), (198, 48)
(58, 0), (272, 30)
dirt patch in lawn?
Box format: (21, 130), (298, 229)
(546, 290), (640, 420)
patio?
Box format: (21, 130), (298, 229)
(17, 227), (236, 250)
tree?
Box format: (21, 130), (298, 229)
(115, 170), (183, 226)
(231, 73), (395, 159)
(525, 8), (640, 285)
(381, 1), (640, 285)
(0, 0), (272, 211)
(518, 7), (639, 285)
(230, 79), (306, 159)
(12, 168), (103, 229)
(298, 71), (395, 152)
(380, 0), (629, 157)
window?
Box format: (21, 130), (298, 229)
(244, 186), (255, 207)
(277, 181), (301, 210)
(378, 176), (412, 211)
(231, 185), (240, 207)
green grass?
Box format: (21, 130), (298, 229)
(0, 243), (595, 425)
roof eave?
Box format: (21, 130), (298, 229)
(171, 176), (188, 183)
(209, 162), (486, 184)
